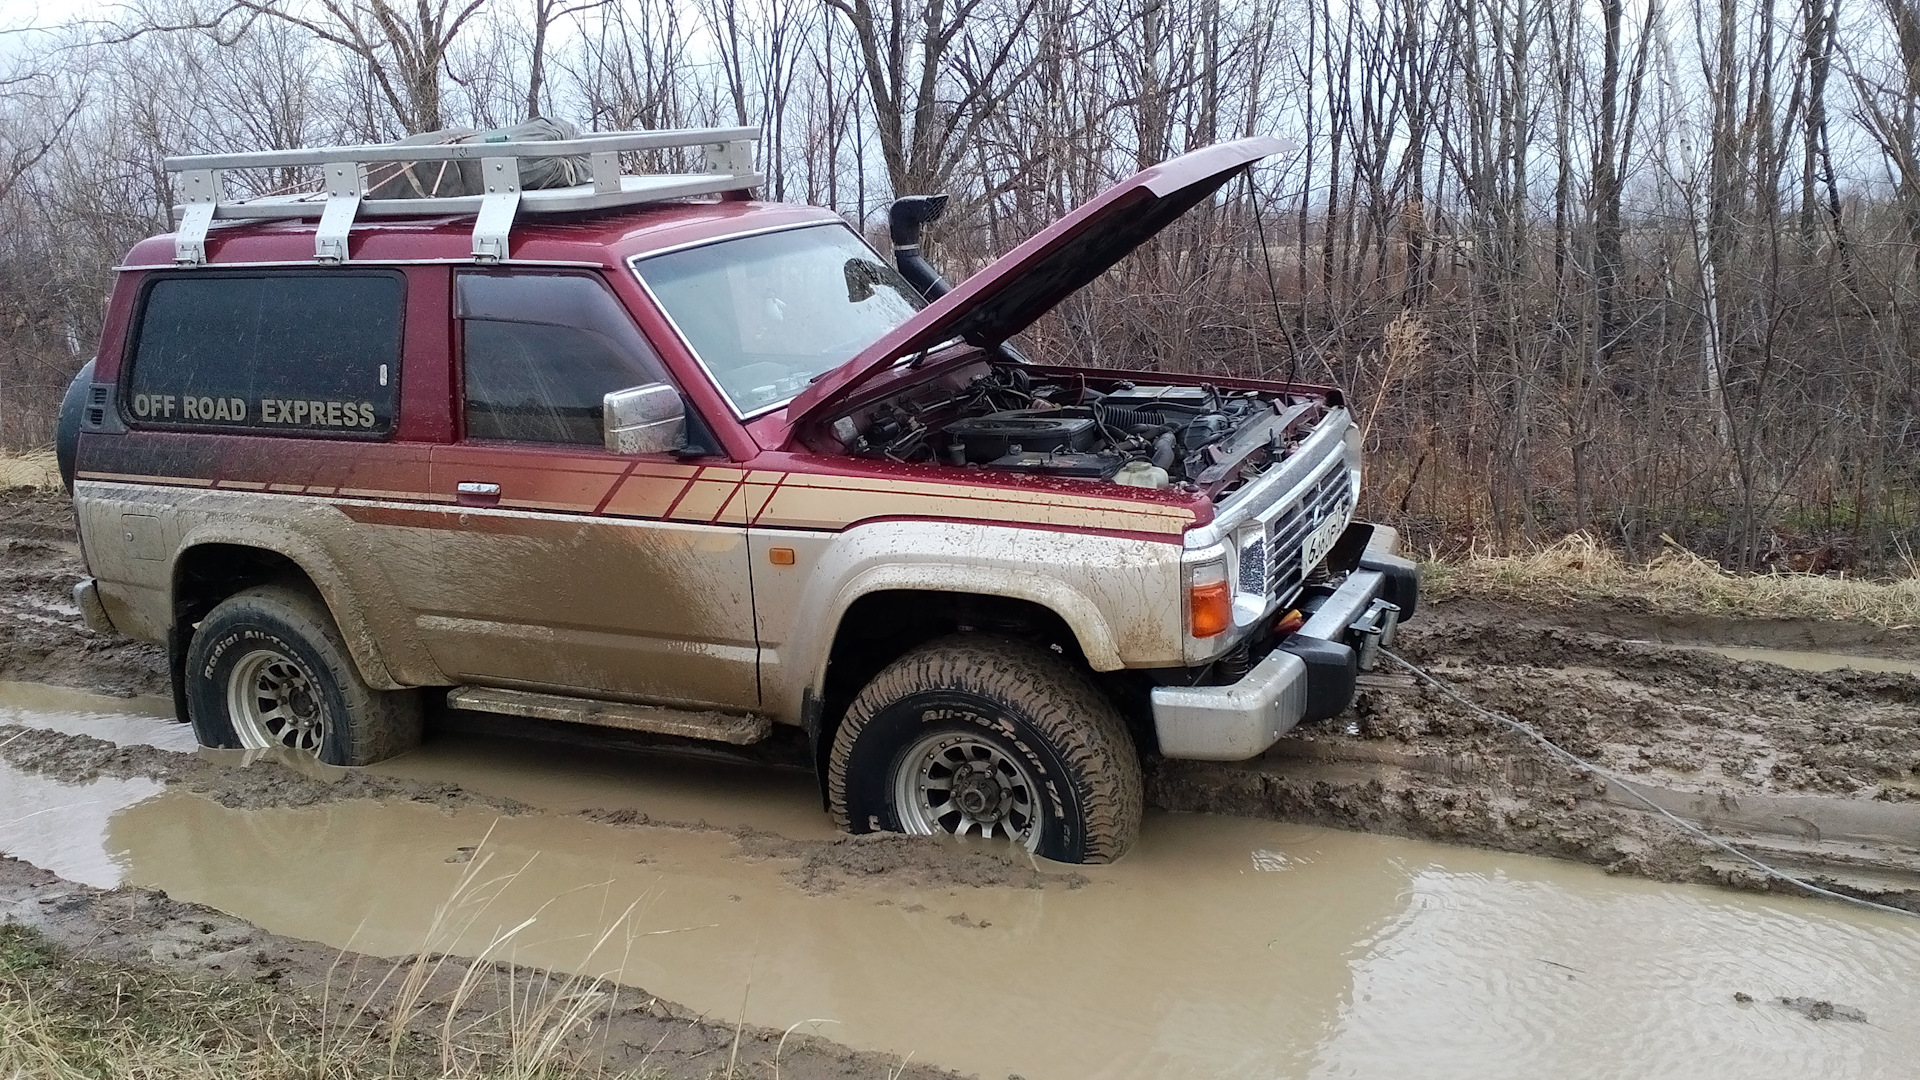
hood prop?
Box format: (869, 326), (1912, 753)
(889, 194), (952, 301)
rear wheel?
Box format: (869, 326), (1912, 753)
(828, 635), (1143, 863)
(184, 584), (421, 766)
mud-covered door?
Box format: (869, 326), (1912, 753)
(421, 270), (758, 711)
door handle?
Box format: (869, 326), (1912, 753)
(456, 481), (501, 507)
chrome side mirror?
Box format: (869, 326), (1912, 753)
(604, 383), (686, 455)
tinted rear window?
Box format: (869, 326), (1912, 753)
(125, 273), (403, 435)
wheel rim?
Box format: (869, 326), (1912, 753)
(226, 648), (328, 756)
(891, 730), (1043, 851)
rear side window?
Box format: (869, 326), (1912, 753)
(457, 272), (670, 445)
(125, 273), (403, 436)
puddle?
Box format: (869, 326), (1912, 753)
(0, 685), (180, 886)
(1675, 645), (1920, 676)
(0, 681), (191, 750)
(0, 769), (162, 887)
(2, 689), (1917, 1078)
(110, 740), (1920, 1078)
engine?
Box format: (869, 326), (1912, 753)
(828, 366), (1325, 496)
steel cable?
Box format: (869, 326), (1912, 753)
(1379, 648), (1919, 920)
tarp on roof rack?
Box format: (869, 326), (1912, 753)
(366, 117), (589, 199)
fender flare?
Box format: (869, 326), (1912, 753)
(172, 521), (444, 691)
(770, 519), (1187, 728)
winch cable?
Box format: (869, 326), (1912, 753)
(1378, 647), (1920, 920)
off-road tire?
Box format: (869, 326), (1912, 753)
(827, 635), (1143, 863)
(184, 584), (421, 766)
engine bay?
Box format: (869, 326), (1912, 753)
(823, 364), (1333, 497)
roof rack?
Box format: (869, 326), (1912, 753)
(164, 126), (762, 266)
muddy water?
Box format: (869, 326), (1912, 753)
(3, 691), (1920, 1078)
(0, 680), (190, 750)
(1691, 644), (1920, 676)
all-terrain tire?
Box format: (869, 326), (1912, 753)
(827, 635), (1143, 864)
(184, 584), (422, 766)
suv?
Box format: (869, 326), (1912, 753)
(57, 127), (1415, 863)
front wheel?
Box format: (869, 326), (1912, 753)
(184, 584), (421, 766)
(827, 635), (1143, 864)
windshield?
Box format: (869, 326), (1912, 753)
(633, 224), (925, 415)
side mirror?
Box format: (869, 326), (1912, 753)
(604, 383), (686, 455)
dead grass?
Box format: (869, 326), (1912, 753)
(0, 448), (58, 490)
(1421, 533), (1920, 628)
(0, 923), (355, 1080)
(0, 920), (668, 1080)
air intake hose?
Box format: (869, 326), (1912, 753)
(888, 194), (952, 301)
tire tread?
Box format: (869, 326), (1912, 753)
(186, 583), (421, 766)
(827, 635), (1143, 863)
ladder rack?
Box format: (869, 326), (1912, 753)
(164, 126), (762, 266)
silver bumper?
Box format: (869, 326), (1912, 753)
(1151, 527), (1405, 761)
(73, 577), (115, 634)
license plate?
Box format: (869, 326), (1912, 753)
(1300, 511), (1344, 575)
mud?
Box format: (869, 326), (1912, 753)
(0, 488), (167, 695)
(5, 485), (1919, 908)
(1776, 996), (1871, 1023)
(1151, 599), (1920, 909)
(0, 722), (534, 814)
(731, 829), (1091, 894)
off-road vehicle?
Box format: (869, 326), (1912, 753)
(58, 126), (1416, 863)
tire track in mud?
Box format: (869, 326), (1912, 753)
(1154, 602), (1920, 911)
(0, 488), (167, 696)
(0, 722), (529, 814)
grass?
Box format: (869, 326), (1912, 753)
(0, 920), (686, 1080)
(0, 923), (352, 1079)
(1421, 533), (1920, 628)
(0, 448), (58, 490)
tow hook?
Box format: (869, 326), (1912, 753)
(1347, 598), (1402, 670)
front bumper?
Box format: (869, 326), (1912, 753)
(1151, 523), (1417, 760)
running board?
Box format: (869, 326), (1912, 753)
(446, 686), (771, 745)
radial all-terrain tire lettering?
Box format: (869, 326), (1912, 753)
(184, 584), (422, 767)
(827, 634), (1144, 864)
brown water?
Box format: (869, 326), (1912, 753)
(1677, 644), (1920, 676)
(4, 686), (1920, 1079)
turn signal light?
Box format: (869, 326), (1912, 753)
(1188, 580), (1232, 638)
(768, 546), (796, 566)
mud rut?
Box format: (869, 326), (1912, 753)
(3, 485), (1919, 1073)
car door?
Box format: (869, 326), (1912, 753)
(421, 269), (759, 711)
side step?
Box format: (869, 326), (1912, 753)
(446, 686), (771, 745)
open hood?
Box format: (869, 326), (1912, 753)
(786, 136), (1292, 429)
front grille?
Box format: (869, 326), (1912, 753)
(1247, 464), (1351, 604)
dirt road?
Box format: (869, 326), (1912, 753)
(1155, 600), (1920, 906)
(4, 482), (1920, 1076)
(5, 484), (1917, 908)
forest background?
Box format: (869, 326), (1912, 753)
(2, 0), (1915, 568)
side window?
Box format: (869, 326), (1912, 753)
(457, 272), (671, 446)
(125, 273), (403, 436)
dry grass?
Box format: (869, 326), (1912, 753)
(0, 448), (58, 490)
(0, 923), (348, 1080)
(1421, 533), (1920, 628)
(0, 920), (675, 1080)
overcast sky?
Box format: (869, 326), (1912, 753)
(2, 0), (116, 40)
